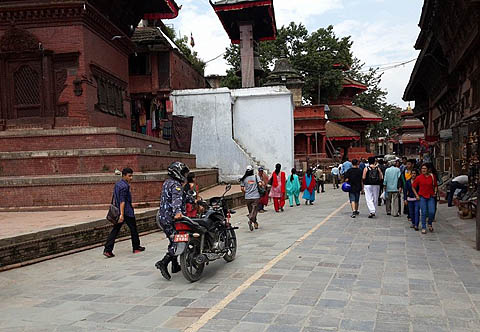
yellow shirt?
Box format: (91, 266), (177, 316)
(405, 170), (412, 181)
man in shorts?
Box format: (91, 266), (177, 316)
(344, 159), (363, 218)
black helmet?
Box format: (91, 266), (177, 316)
(168, 162), (190, 183)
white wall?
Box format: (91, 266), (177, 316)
(232, 86), (294, 174)
(171, 87), (294, 182)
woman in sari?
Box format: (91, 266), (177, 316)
(268, 163), (286, 212)
(286, 168), (301, 207)
(302, 168), (316, 205)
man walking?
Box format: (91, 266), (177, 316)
(384, 161), (402, 216)
(344, 159), (363, 218)
(315, 166), (325, 193)
(331, 165), (340, 189)
(104, 168), (145, 258)
(363, 157), (383, 218)
(448, 174), (469, 207)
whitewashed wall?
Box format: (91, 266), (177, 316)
(171, 87), (294, 182)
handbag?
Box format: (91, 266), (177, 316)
(256, 175), (266, 196)
(106, 193), (120, 225)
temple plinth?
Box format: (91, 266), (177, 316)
(210, 0), (277, 87)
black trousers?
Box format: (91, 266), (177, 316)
(316, 180), (325, 193)
(104, 216), (140, 252)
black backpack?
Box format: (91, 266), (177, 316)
(366, 167), (381, 185)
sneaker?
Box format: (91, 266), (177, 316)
(421, 229), (427, 234)
(355, 211), (360, 215)
(387, 213), (391, 216)
(351, 212), (356, 218)
(368, 213), (375, 218)
(414, 227), (419, 231)
(133, 246), (145, 254)
(254, 221), (259, 229)
(103, 251), (115, 258)
(248, 221), (254, 231)
(280, 207), (284, 212)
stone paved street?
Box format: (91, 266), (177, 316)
(1, 189), (480, 331)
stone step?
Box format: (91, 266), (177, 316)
(0, 148), (196, 176)
(0, 127), (169, 152)
(0, 169), (218, 211)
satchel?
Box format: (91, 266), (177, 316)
(256, 175), (266, 196)
(106, 193), (120, 225)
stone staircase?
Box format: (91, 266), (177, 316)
(233, 138), (270, 173)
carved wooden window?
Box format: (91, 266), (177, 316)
(14, 65), (40, 106)
(91, 64), (127, 117)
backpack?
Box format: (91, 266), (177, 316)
(366, 166), (381, 185)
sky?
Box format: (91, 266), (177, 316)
(169, 0), (423, 107)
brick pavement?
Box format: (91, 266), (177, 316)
(1, 188), (480, 331)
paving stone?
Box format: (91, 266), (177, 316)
(242, 312), (276, 324)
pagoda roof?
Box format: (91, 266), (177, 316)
(142, 0), (180, 20)
(400, 118), (424, 129)
(343, 77), (367, 91)
(264, 56), (304, 87)
(390, 132), (425, 144)
(328, 105), (382, 123)
(326, 121), (360, 141)
(210, 0), (277, 44)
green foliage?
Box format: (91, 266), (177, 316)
(348, 59), (402, 139)
(159, 25), (206, 75)
(221, 23), (353, 104)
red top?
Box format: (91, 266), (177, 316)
(412, 174), (437, 198)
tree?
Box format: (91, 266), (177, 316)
(160, 25), (206, 75)
(348, 59), (402, 139)
(222, 23), (353, 104)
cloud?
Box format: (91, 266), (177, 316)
(333, 19), (420, 105)
(273, 0), (343, 27)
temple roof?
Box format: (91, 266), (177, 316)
(390, 132), (425, 144)
(328, 105), (382, 122)
(401, 118), (424, 129)
(326, 121), (360, 141)
(264, 56), (304, 87)
(343, 77), (367, 91)
(210, 0), (277, 43)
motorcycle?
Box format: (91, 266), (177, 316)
(173, 184), (238, 282)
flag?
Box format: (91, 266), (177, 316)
(190, 33), (195, 47)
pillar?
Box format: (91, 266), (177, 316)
(307, 134), (312, 155)
(239, 23), (254, 88)
(321, 135), (326, 154)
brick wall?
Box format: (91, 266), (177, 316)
(0, 171), (218, 209)
(0, 131), (169, 152)
(0, 153), (196, 176)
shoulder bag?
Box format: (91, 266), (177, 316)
(106, 192), (120, 225)
(256, 175), (266, 196)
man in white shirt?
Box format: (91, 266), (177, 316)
(331, 165), (340, 189)
(448, 175), (469, 207)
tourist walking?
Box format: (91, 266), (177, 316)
(240, 165), (262, 231)
(315, 166), (325, 193)
(404, 168), (420, 230)
(331, 165), (340, 189)
(447, 174), (468, 207)
(269, 163), (286, 212)
(344, 159), (363, 218)
(286, 168), (301, 207)
(401, 159), (416, 220)
(155, 162), (190, 280)
(412, 164), (438, 234)
(257, 167), (270, 212)
(302, 168), (316, 205)
(384, 160), (402, 217)
(363, 157), (383, 218)
(378, 159), (388, 206)
(342, 159), (353, 176)
(104, 168), (145, 258)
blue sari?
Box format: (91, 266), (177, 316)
(302, 175), (316, 202)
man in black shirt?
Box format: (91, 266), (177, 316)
(344, 159), (363, 218)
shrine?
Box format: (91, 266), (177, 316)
(210, 0), (277, 87)
(0, 1), (219, 210)
(390, 105), (425, 158)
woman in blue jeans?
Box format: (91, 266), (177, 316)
(412, 164), (438, 234)
(404, 169), (420, 230)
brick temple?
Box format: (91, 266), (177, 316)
(0, 1), (218, 210)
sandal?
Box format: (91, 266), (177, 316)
(248, 221), (254, 231)
(254, 221), (259, 229)
(428, 225), (434, 232)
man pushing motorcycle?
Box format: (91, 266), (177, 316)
(155, 161), (191, 280)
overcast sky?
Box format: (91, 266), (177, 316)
(169, 0), (423, 107)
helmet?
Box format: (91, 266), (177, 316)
(167, 162), (190, 183)
(341, 182), (351, 192)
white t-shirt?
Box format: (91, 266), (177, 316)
(452, 175), (468, 185)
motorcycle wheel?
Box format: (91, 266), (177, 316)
(223, 229), (237, 262)
(180, 239), (205, 282)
